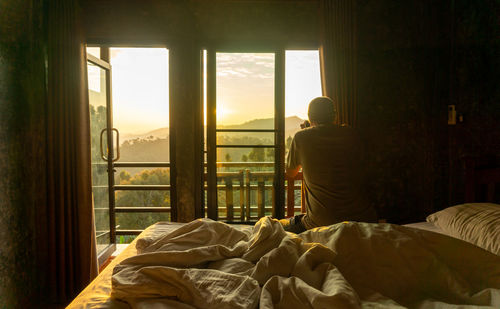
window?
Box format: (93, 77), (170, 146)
(204, 49), (321, 222)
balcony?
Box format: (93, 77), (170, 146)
(93, 161), (303, 242)
(211, 162), (303, 221)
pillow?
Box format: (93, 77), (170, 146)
(426, 203), (500, 255)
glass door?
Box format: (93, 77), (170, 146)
(206, 51), (285, 222)
(87, 52), (116, 265)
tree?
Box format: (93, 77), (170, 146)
(241, 154), (248, 162)
(248, 146), (265, 162)
(266, 148), (274, 161)
(114, 168), (171, 237)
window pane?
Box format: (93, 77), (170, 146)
(110, 48), (169, 163)
(115, 190), (171, 208)
(284, 50), (322, 217)
(285, 50), (322, 120)
(116, 212), (170, 230)
(216, 53), (275, 129)
(88, 61), (110, 254)
(87, 47), (100, 58)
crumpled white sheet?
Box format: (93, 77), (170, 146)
(111, 217), (500, 309)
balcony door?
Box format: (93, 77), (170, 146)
(205, 50), (285, 222)
(87, 52), (115, 265)
(87, 47), (172, 266)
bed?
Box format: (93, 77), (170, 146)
(68, 161), (500, 309)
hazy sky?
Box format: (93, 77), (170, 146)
(93, 48), (321, 134)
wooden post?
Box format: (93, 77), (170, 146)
(246, 170), (251, 221)
(286, 178), (294, 217)
(258, 178), (265, 218)
(301, 180), (306, 213)
(239, 170), (244, 221)
(225, 176), (233, 221)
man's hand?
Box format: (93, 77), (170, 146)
(300, 120), (310, 129)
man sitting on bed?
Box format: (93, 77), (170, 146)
(282, 96), (377, 233)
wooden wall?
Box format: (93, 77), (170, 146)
(447, 0), (500, 205)
(356, 0), (450, 223)
(0, 0), (46, 307)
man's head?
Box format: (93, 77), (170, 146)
(308, 96), (336, 126)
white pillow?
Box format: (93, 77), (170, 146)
(426, 203), (500, 255)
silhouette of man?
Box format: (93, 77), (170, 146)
(282, 96), (377, 233)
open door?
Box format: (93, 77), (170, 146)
(87, 52), (116, 266)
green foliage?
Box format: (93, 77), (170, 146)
(248, 147), (265, 162)
(114, 168), (171, 232)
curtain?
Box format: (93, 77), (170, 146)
(37, 0), (98, 305)
(319, 0), (358, 126)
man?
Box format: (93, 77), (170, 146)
(282, 96), (377, 233)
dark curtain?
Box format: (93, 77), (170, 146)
(37, 0), (98, 305)
(319, 0), (358, 126)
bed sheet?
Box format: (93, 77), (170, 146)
(403, 221), (451, 236)
(67, 222), (190, 308)
(68, 220), (496, 308)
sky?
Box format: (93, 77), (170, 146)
(88, 48), (322, 134)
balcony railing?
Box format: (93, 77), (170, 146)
(209, 162), (303, 221)
(92, 161), (304, 237)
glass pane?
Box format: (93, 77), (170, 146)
(115, 190), (171, 208)
(216, 53), (275, 129)
(110, 48), (169, 163)
(285, 50), (322, 121)
(284, 50), (322, 216)
(217, 132), (274, 147)
(87, 47), (100, 59)
(88, 62), (110, 255)
(115, 167), (170, 185)
(116, 212), (170, 230)
(116, 235), (137, 245)
(215, 52), (276, 221)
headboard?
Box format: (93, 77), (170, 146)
(465, 156), (500, 203)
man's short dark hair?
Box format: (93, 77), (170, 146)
(308, 96), (336, 124)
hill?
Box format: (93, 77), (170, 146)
(121, 116), (304, 143)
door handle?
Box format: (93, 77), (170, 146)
(112, 128), (120, 162)
(100, 128), (108, 161)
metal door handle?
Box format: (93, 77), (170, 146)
(100, 128), (108, 161)
(112, 128), (120, 162)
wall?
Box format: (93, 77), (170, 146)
(357, 0), (450, 223)
(82, 0), (319, 48)
(448, 0), (500, 204)
(0, 0), (46, 307)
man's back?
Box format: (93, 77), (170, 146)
(287, 124), (377, 229)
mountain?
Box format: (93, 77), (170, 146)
(121, 127), (169, 142)
(121, 116), (305, 143)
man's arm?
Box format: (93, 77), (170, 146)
(286, 135), (301, 179)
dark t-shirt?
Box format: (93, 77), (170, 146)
(286, 124), (377, 229)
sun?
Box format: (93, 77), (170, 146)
(216, 105), (233, 123)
